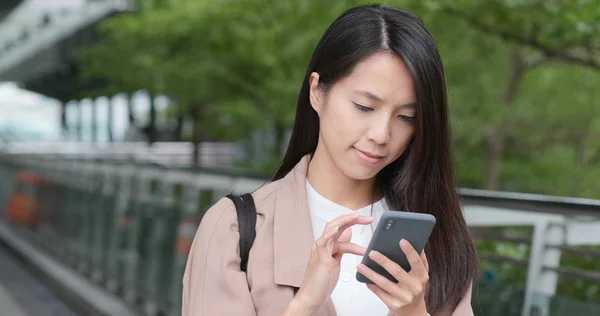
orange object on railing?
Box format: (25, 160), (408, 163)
(4, 171), (53, 229)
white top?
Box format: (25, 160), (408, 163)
(306, 180), (391, 316)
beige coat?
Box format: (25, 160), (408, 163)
(182, 155), (474, 316)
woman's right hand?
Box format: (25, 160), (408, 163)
(293, 213), (373, 313)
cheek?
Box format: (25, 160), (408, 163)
(320, 100), (359, 142)
(389, 125), (414, 156)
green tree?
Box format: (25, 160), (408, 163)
(414, 0), (600, 190)
(405, 1), (600, 306)
(80, 0), (369, 165)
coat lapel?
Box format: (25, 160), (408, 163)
(272, 155), (337, 315)
(273, 154), (314, 287)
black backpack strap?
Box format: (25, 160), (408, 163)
(226, 193), (257, 272)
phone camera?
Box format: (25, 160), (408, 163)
(383, 219), (395, 231)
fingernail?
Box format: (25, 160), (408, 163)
(369, 250), (381, 259)
(400, 239), (409, 248)
(357, 264), (366, 272)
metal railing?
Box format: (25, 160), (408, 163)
(0, 154), (598, 316)
(0, 141), (243, 169)
(462, 202), (600, 315)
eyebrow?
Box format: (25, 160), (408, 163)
(354, 90), (416, 108)
(356, 90), (384, 102)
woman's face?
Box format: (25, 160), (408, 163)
(310, 51), (417, 181)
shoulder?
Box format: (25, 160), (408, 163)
(250, 177), (285, 209)
(198, 176), (287, 232)
(183, 178), (290, 315)
(198, 196), (236, 232)
(184, 177), (288, 271)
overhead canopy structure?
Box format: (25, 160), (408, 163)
(0, 1), (172, 144)
(0, 0), (130, 102)
(0, 0), (23, 23)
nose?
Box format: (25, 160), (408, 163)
(366, 116), (391, 145)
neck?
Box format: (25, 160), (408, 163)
(307, 143), (379, 211)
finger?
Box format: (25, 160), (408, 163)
(333, 215), (372, 240)
(323, 213), (359, 234)
(335, 242), (366, 257)
(367, 250), (412, 285)
(357, 263), (409, 300)
(400, 239), (426, 278)
(324, 213), (372, 241)
(401, 240), (429, 289)
(315, 214), (355, 248)
(316, 213), (371, 256)
(421, 250), (429, 273)
(315, 225), (339, 248)
(366, 283), (402, 310)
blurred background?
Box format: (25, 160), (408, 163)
(0, 0), (599, 315)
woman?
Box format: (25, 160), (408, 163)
(182, 4), (478, 316)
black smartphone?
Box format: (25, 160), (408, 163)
(356, 211), (436, 283)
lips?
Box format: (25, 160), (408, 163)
(360, 150), (383, 159)
(354, 147), (384, 164)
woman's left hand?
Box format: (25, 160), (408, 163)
(357, 239), (429, 316)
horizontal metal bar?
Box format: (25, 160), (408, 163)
(479, 253), (600, 282)
(545, 244), (600, 257)
(471, 228), (532, 244)
(0, 155), (270, 180)
(474, 234), (532, 245)
(543, 265), (600, 282)
(460, 188), (600, 217)
(478, 253), (530, 267)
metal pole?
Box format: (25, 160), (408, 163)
(107, 96), (114, 142)
(91, 98), (98, 142)
(76, 100), (83, 141)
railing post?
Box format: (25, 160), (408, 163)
(143, 173), (181, 316)
(91, 164), (117, 283)
(105, 164), (136, 293)
(522, 218), (565, 316)
(60, 163), (79, 266)
(167, 176), (215, 316)
(74, 166), (96, 274)
(123, 168), (151, 304)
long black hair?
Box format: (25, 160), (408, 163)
(274, 4), (478, 314)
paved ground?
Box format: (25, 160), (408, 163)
(0, 241), (80, 316)
(0, 283), (28, 316)
(0, 220), (140, 316)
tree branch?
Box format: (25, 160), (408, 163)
(444, 7), (600, 70)
(523, 54), (549, 69)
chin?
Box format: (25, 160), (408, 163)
(341, 162), (381, 181)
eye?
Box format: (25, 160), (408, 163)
(399, 115), (416, 122)
(354, 103), (373, 112)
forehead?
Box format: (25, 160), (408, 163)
(335, 51), (416, 104)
